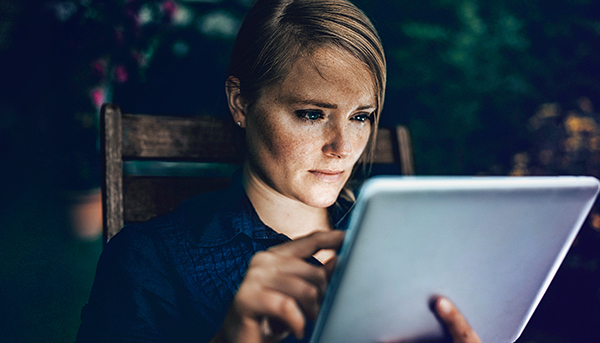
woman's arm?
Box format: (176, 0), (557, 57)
(210, 230), (344, 343)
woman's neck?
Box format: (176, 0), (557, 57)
(242, 163), (331, 240)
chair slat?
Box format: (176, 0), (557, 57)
(122, 114), (243, 162)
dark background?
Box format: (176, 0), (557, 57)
(1, 0), (599, 342)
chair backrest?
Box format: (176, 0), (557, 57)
(101, 103), (414, 242)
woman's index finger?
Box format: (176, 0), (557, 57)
(435, 297), (481, 343)
(271, 230), (345, 259)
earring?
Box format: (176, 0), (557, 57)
(236, 121), (242, 127)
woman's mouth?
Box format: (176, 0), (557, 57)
(309, 170), (344, 183)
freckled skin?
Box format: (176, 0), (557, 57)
(244, 47), (376, 208)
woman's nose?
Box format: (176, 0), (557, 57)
(323, 125), (352, 158)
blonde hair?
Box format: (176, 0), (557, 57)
(229, 0), (386, 192)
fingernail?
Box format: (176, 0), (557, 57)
(438, 297), (452, 315)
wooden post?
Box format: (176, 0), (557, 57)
(101, 103), (124, 243)
(396, 125), (415, 175)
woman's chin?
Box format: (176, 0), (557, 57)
(297, 191), (341, 209)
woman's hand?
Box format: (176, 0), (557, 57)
(211, 230), (344, 343)
(434, 297), (481, 343)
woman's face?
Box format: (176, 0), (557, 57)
(243, 47), (376, 208)
(239, 48), (377, 208)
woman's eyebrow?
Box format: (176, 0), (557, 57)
(292, 99), (375, 111)
(294, 99), (338, 109)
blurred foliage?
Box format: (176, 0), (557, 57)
(0, 0), (250, 192)
(511, 97), (600, 177)
(354, 0), (600, 175)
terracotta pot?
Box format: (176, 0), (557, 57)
(64, 188), (103, 240)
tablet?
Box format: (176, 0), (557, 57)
(310, 176), (600, 343)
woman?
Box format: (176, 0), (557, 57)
(77, 0), (480, 342)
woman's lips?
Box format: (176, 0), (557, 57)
(309, 170), (344, 183)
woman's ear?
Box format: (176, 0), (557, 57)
(226, 76), (247, 128)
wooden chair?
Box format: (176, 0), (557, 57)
(101, 103), (414, 243)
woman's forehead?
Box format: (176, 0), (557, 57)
(263, 47), (376, 107)
(304, 47), (372, 80)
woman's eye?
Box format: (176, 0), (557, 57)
(353, 113), (372, 123)
(297, 110), (323, 121)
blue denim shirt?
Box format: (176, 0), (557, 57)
(76, 173), (352, 343)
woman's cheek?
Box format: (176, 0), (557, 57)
(270, 123), (322, 159)
(350, 126), (371, 160)
(273, 132), (314, 162)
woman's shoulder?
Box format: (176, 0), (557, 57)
(78, 187), (245, 343)
(109, 182), (250, 252)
